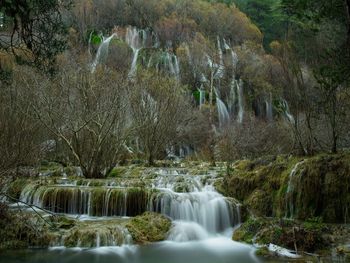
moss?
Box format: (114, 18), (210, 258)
(245, 190), (272, 217)
(7, 178), (28, 199)
(39, 162), (63, 176)
(108, 167), (127, 178)
(255, 247), (270, 257)
(224, 153), (350, 223)
(0, 211), (53, 249)
(53, 216), (76, 230)
(232, 217), (265, 244)
(126, 212), (171, 244)
(234, 216), (330, 252)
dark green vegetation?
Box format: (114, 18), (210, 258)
(0, 0), (71, 73)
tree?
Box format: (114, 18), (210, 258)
(234, 0), (285, 49)
(0, 0), (71, 72)
(0, 66), (41, 177)
(314, 52), (350, 153)
(15, 67), (130, 178)
(130, 71), (191, 165)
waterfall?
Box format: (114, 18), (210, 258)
(91, 34), (117, 73)
(18, 169), (240, 243)
(126, 27), (146, 78)
(216, 97), (230, 127)
(228, 80), (236, 115)
(223, 39), (238, 71)
(281, 99), (295, 123)
(129, 48), (140, 78)
(266, 93), (273, 121)
(237, 79), (244, 123)
(214, 87), (230, 127)
(165, 52), (180, 81)
(150, 187), (234, 234)
(214, 37), (225, 79)
(285, 161), (304, 218)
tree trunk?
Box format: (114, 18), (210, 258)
(148, 153), (154, 166)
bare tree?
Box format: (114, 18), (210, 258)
(217, 118), (293, 173)
(0, 67), (41, 178)
(129, 70), (191, 165)
(14, 66), (130, 178)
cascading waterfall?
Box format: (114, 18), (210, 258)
(215, 37), (225, 79)
(126, 27), (146, 78)
(214, 88), (230, 127)
(216, 97), (230, 127)
(237, 79), (244, 123)
(285, 161), (304, 218)
(19, 168), (240, 244)
(91, 33), (117, 73)
(281, 99), (295, 124)
(165, 52), (180, 81)
(20, 185), (153, 217)
(266, 93), (273, 121)
(228, 79), (237, 115)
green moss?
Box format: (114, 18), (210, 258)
(126, 212), (171, 244)
(224, 153), (350, 223)
(232, 217), (265, 244)
(0, 211), (54, 249)
(255, 247), (270, 257)
(7, 178), (28, 199)
(234, 216), (330, 252)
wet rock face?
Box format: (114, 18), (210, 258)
(223, 154), (350, 223)
(126, 212), (172, 244)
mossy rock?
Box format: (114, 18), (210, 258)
(234, 217), (330, 252)
(0, 212), (53, 249)
(126, 212), (171, 244)
(225, 153), (350, 223)
(53, 216), (76, 230)
(7, 178), (28, 199)
(232, 217), (266, 244)
(246, 190), (272, 217)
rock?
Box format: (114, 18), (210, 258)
(126, 212), (171, 244)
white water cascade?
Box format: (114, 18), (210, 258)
(216, 97), (230, 127)
(237, 79), (244, 123)
(215, 37), (225, 79)
(91, 33), (117, 73)
(266, 93), (273, 121)
(281, 99), (295, 124)
(10, 167), (262, 263)
(126, 27), (146, 78)
(285, 161), (305, 218)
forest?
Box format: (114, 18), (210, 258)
(0, 0), (349, 262)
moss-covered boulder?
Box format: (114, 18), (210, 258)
(126, 212), (171, 244)
(62, 219), (129, 248)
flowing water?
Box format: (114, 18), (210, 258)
(3, 167), (260, 263)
